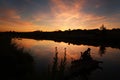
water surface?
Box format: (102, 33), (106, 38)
(12, 38), (120, 80)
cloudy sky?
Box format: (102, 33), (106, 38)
(0, 0), (120, 32)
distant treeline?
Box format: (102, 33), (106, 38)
(2, 28), (120, 40)
(0, 28), (120, 48)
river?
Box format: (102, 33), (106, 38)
(11, 38), (120, 80)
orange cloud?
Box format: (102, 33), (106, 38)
(28, 0), (119, 31)
(0, 8), (35, 31)
(50, 0), (84, 20)
(31, 12), (49, 22)
(0, 8), (21, 19)
(0, 17), (33, 26)
(0, 8), (26, 31)
(49, 0), (107, 30)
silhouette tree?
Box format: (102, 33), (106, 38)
(100, 24), (106, 31)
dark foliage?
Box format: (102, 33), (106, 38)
(0, 34), (34, 80)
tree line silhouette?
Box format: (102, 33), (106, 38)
(0, 26), (120, 48)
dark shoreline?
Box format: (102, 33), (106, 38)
(0, 29), (120, 49)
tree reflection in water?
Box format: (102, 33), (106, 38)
(99, 45), (106, 57)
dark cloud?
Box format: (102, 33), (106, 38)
(0, 0), (119, 18)
(82, 0), (120, 16)
(0, 0), (51, 18)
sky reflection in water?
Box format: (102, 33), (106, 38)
(12, 38), (120, 80)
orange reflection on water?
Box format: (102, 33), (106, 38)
(11, 38), (120, 80)
(11, 38), (101, 64)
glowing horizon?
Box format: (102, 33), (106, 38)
(0, 0), (120, 32)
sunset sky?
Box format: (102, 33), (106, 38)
(0, 0), (120, 32)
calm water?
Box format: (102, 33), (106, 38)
(12, 38), (120, 80)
